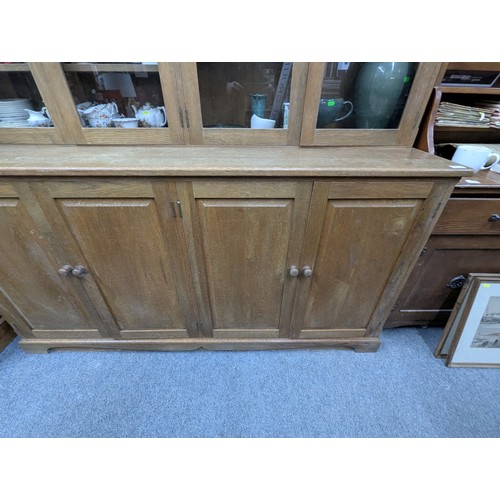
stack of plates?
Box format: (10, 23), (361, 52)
(0, 98), (33, 127)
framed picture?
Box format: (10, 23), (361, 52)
(434, 273), (477, 359)
(440, 274), (500, 368)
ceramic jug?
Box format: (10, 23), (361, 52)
(25, 108), (51, 127)
(316, 98), (353, 128)
(131, 103), (167, 127)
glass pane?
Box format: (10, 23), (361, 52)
(197, 62), (293, 129)
(317, 62), (419, 129)
(63, 63), (168, 128)
(0, 63), (53, 128)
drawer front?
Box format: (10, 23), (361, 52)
(433, 199), (500, 235)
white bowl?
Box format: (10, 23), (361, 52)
(87, 117), (112, 128)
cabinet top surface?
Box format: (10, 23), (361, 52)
(0, 145), (472, 178)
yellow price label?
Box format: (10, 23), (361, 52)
(483, 284), (491, 288)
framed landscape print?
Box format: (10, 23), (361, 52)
(444, 274), (500, 368)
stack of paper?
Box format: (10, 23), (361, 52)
(475, 100), (500, 129)
(435, 101), (493, 128)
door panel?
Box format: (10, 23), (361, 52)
(291, 181), (424, 338)
(303, 199), (421, 330)
(46, 181), (194, 339)
(181, 180), (311, 338)
(0, 196), (96, 337)
(199, 199), (292, 331)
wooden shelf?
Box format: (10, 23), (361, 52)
(435, 126), (500, 133)
(0, 63), (30, 72)
(439, 85), (500, 95)
(62, 63), (159, 73)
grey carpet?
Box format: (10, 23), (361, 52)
(0, 327), (499, 438)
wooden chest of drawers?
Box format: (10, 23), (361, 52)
(386, 170), (500, 328)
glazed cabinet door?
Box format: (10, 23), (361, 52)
(179, 62), (309, 145)
(290, 180), (435, 338)
(34, 180), (196, 339)
(0, 182), (101, 339)
(177, 180), (312, 338)
(300, 62), (444, 146)
(0, 63), (60, 144)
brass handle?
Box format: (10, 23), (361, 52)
(71, 265), (87, 278)
(301, 266), (313, 277)
(489, 214), (500, 222)
(58, 264), (74, 276)
(289, 266), (299, 277)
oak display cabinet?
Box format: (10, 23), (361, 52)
(0, 61), (469, 353)
(0, 62), (442, 147)
(0, 146), (467, 353)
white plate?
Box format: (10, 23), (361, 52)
(0, 121), (29, 128)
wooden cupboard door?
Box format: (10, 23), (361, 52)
(291, 181), (427, 338)
(178, 180), (312, 338)
(0, 184), (98, 338)
(40, 180), (195, 339)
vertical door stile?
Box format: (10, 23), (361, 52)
(175, 180), (214, 336)
(288, 181), (331, 337)
(158, 63), (187, 145)
(28, 62), (87, 145)
(277, 181), (313, 337)
(151, 180), (200, 337)
(179, 63), (204, 145)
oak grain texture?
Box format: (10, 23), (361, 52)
(44, 180), (195, 338)
(18, 336), (382, 354)
(366, 179), (457, 335)
(0, 145), (473, 178)
(184, 180), (311, 338)
(0, 186), (98, 337)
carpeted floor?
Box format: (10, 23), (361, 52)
(0, 327), (499, 438)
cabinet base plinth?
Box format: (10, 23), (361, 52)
(0, 322), (16, 352)
(19, 337), (381, 354)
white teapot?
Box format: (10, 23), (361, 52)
(25, 108), (51, 127)
(131, 102), (167, 127)
(79, 102), (119, 128)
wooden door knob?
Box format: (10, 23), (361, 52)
(58, 265), (74, 276)
(301, 266), (313, 277)
(71, 265), (87, 278)
(289, 266), (300, 277)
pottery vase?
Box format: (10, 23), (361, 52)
(353, 62), (414, 129)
